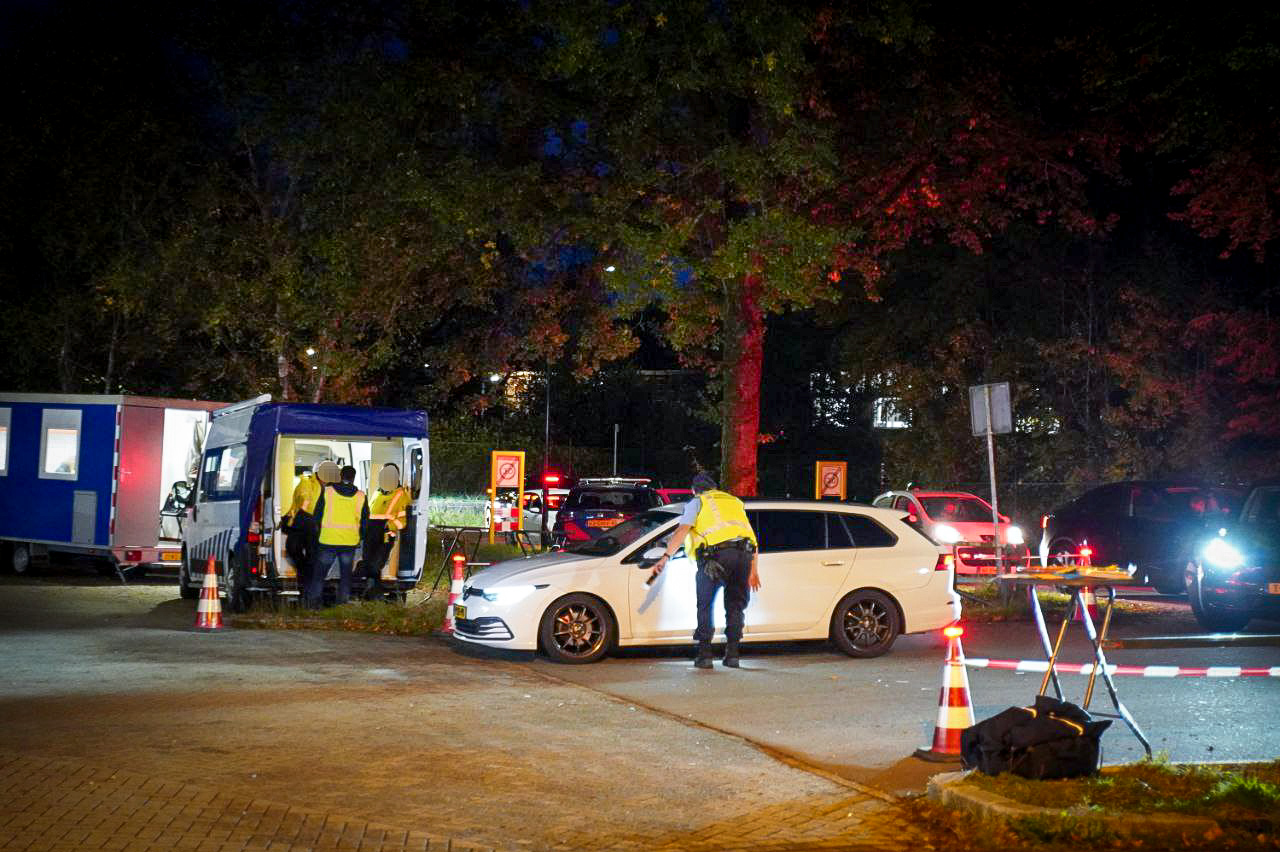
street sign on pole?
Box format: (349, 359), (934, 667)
(969, 382), (1012, 436)
(814, 461), (847, 500)
(490, 450), (525, 544)
(969, 383), (1011, 573)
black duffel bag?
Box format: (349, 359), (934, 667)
(961, 694), (1112, 780)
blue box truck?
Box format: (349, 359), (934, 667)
(0, 393), (223, 577)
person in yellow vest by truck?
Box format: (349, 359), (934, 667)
(283, 459), (340, 594)
(358, 463), (411, 599)
(308, 464), (369, 608)
(649, 472), (759, 669)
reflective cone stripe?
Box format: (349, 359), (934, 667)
(915, 632), (975, 761)
(195, 555), (224, 630)
(442, 555), (465, 634)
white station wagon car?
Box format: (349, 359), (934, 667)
(452, 499), (961, 663)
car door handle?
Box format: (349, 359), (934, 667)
(822, 560), (845, 566)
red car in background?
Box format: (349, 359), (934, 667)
(873, 488), (1028, 575)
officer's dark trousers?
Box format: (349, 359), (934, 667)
(285, 512), (317, 590)
(693, 544), (752, 644)
(359, 519), (391, 598)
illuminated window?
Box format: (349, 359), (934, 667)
(872, 397), (909, 429)
(39, 408), (82, 480)
(0, 407), (9, 475)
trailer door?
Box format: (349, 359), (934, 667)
(399, 441), (428, 584)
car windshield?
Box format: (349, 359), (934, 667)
(565, 509), (676, 556)
(564, 487), (651, 511)
(1240, 486), (1280, 526)
(918, 496), (991, 522)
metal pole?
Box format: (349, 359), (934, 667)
(612, 423), (619, 475)
(984, 386), (1004, 573)
(542, 361), (551, 548)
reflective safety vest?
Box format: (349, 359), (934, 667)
(369, 486), (410, 536)
(286, 474), (323, 521)
(689, 490), (757, 551)
(318, 486), (366, 547)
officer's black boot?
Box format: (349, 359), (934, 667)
(722, 641), (740, 668)
(694, 642), (714, 669)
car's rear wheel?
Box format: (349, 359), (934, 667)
(831, 590), (900, 658)
(539, 593), (614, 664)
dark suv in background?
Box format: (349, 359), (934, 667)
(551, 477), (664, 546)
(1040, 480), (1243, 594)
(1186, 479), (1280, 631)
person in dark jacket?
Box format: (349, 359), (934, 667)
(309, 465), (369, 608)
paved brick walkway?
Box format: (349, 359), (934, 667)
(0, 751), (932, 852)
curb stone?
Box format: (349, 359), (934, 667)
(927, 770), (1224, 842)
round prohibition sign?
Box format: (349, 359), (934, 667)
(498, 460), (518, 484)
(823, 470), (841, 491)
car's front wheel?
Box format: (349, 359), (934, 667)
(539, 593), (615, 664)
(831, 590), (900, 658)
(1188, 567), (1251, 632)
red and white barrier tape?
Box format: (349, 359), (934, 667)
(965, 658), (1280, 678)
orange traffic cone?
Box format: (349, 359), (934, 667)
(915, 625), (975, 762)
(194, 555), (224, 631)
(1074, 586), (1098, 624)
(441, 552), (466, 634)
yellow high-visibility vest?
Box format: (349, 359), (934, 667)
(286, 474), (323, 521)
(690, 490), (757, 550)
(318, 486), (366, 547)
(369, 486), (410, 535)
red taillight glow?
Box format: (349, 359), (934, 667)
(547, 495), (564, 509)
(907, 513), (918, 524)
(451, 552), (466, 568)
(1080, 546), (1093, 558)
(935, 553), (954, 571)
(542, 472), (562, 486)
(125, 549), (141, 562)
(564, 522), (591, 541)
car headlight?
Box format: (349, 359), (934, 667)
(1005, 526), (1024, 545)
(933, 524), (961, 544)
(1202, 538), (1244, 570)
(482, 584), (538, 604)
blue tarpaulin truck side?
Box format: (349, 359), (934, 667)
(0, 393), (223, 576)
(179, 395), (430, 609)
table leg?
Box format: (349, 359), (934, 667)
(1028, 584), (1064, 699)
(1038, 586), (1073, 698)
(1079, 586), (1152, 758)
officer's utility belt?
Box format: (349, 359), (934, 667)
(696, 538), (754, 560)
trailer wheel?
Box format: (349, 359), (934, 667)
(178, 549), (199, 600)
(11, 543), (35, 576)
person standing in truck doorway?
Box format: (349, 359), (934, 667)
(648, 472), (760, 669)
(283, 459), (339, 596)
(359, 463), (411, 599)
(309, 464), (368, 608)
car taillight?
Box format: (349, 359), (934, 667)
(564, 521), (591, 541)
(125, 549), (142, 563)
(935, 553), (953, 571)
(548, 495), (563, 509)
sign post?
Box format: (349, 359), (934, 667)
(490, 450), (525, 544)
(969, 383), (1012, 572)
(814, 461), (847, 500)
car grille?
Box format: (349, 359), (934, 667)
(455, 617), (514, 641)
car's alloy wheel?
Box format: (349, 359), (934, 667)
(831, 590), (899, 658)
(540, 593), (614, 664)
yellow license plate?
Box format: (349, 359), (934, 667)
(1268, 583), (1280, 595)
(159, 551), (181, 562)
(587, 518), (621, 529)
(454, 604), (466, 620)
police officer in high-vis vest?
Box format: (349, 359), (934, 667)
(649, 472), (760, 669)
(284, 459), (339, 593)
(309, 464), (369, 608)
(359, 463), (411, 599)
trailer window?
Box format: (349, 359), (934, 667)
(39, 408), (82, 480)
(0, 408), (9, 476)
(409, 446), (423, 500)
(199, 444), (247, 502)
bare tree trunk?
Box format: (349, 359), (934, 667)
(103, 310), (121, 394)
(720, 273), (764, 496)
(275, 301), (291, 401)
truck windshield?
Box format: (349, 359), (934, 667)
(566, 509), (678, 556)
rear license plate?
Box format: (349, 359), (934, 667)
(1267, 583), (1280, 595)
(159, 551), (181, 562)
(587, 518), (621, 529)
(454, 604), (466, 620)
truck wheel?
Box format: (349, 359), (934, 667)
(178, 550), (199, 600)
(222, 552), (250, 613)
